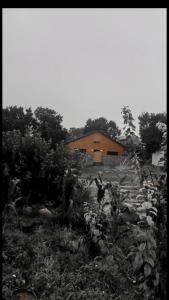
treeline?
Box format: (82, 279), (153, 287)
(3, 106), (167, 156)
(2, 106), (68, 147)
(2, 105), (166, 210)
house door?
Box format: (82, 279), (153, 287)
(93, 150), (102, 163)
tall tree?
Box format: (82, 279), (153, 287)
(3, 106), (68, 147)
(107, 120), (121, 138)
(121, 105), (137, 151)
(84, 117), (121, 138)
(2, 106), (37, 134)
(34, 107), (67, 146)
(121, 106), (136, 137)
(138, 112), (167, 158)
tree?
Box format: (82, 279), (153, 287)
(121, 106), (146, 182)
(3, 106), (68, 147)
(121, 106), (136, 137)
(156, 122), (167, 171)
(34, 107), (68, 146)
(2, 106), (36, 134)
(83, 117), (121, 138)
(2, 130), (68, 207)
(24, 107), (38, 132)
(68, 127), (84, 139)
(107, 120), (121, 138)
(121, 105), (138, 153)
(138, 112), (167, 158)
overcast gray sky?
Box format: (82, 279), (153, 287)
(3, 8), (166, 134)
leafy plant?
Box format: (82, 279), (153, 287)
(2, 130), (69, 208)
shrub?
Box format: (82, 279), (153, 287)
(2, 130), (69, 208)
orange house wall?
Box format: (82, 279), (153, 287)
(66, 132), (124, 156)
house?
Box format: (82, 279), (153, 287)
(65, 131), (125, 164)
(152, 150), (164, 167)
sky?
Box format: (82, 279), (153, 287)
(3, 8), (166, 134)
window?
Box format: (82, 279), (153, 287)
(107, 151), (118, 155)
(94, 141), (100, 144)
(94, 149), (100, 152)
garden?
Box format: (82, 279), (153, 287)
(2, 107), (167, 300)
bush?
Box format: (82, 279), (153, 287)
(2, 130), (69, 208)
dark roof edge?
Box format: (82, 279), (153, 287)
(64, 130), (125, 148)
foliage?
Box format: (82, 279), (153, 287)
(34, 106), (68, 146)
(2, 105), (68, 147)
(121, 106), (136, 137)
(2, 210), (132, 300)
(121, 106), (146, 184)
(2, 130), (68, 208)
(2, 106), (37, 135)
(121, 105), (141, 162)
(3, 163), (167, 300)
(156, 121), (167, 171)
(83, 175), (138, 258)
(126, 176), (167, 300)
(83, 117), (121, 138)
(82, 165), (167, 299)
(68, 127), (85, 139)
(2, 106), (167, 300)
(138, 112), (166, 158)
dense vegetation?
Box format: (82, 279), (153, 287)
(3, 106), (68, 147)
(68, 117), (121, 140)
(2, 106), (167, 300)
(138, 112), (167, 159)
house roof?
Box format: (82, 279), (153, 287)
(64, 130), (125, 148)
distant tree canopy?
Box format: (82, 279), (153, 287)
(138, 112), (167, 158)
(2, 106), (68, 147)
(68, 127), (84, 139)
(83, 117), (121, 138)
(34, 107), (68, 146)
(2, 106), (37, 134)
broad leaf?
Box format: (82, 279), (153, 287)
(153, 271), (159, 287)
(144, 257), (155, 267)
(133, 252), (143, 271)
(146, 216), (154, 226)
(144, 263), (151, 277)
(138, 243), (146, 251)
